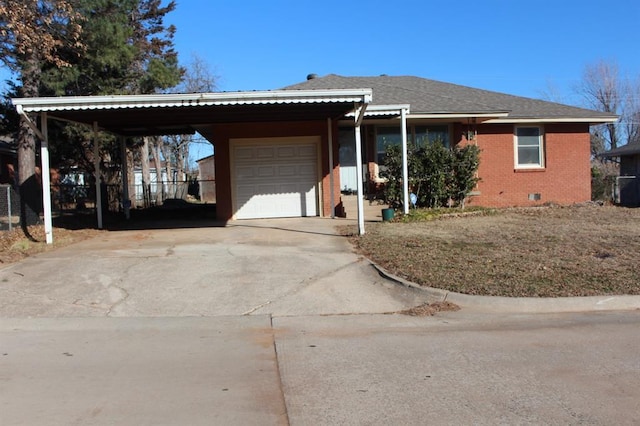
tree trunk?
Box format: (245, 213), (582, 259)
(17, 56), (42, 231)
(161, 143), (173, 198)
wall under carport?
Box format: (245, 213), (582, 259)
(205, 120), (343, 221)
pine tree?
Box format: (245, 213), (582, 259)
(0, 0), (83, 226)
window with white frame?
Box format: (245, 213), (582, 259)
(515, 126), (544, 168)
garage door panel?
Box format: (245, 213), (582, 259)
(236, 166), (256, 179)
(277, 146), (296, 158)
(297, 166), (316, 178)
(257, 183), (278, 194)
(298, 145), (316, 157)
(257, 147), (275, 158)
(278, 165), (297, 177)
(279, 183), (299, 193)
(233, 139), (318, 219)
(235, 147), (255, 160)
(257, 166), (276, 178)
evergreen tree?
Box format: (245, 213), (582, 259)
(39, 0), (184, 208)
(0, 0), (84, 227)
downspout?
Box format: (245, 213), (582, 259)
(93, 121), (103, 229)
(401, 107), (409, 215)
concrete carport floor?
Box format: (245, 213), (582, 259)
(0, 217), (429, 318)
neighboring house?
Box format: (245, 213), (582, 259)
(0, 137), (16, 185)
(196, 154), (216, 202)
(601, 143), (640, 207)
(284, 74), (618, 208)
(132, 164), (186, 205)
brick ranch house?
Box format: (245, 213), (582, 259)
(12, 76), (616, 241)
(284, 74), (618, 208)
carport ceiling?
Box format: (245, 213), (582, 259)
(12, 89), (373, 137)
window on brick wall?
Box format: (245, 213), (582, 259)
(376, 125), (451, 165)
(514, 126), (544, 168)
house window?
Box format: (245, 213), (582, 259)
(515, 126), (544, 168)
(414, 125), (450, 148)
(376, 125), (451, 164)
(376, 126), (404, 165)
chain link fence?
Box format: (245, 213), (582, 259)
(0, 184), (20, 231)
(49, 179), (216, 213)
(1, 179), (217, 231)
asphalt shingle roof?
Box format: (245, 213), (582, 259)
(283, 74), (617, 121)
(601, 142), (640, 157)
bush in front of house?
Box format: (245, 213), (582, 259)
(380, 142), (480, 210)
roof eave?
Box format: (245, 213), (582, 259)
(344, 104), (411, 118)
(408, 112), (510, 120)
(485, 116), (619, 124)
(600, 146), (640, 157)
(11, 89), (373, 113)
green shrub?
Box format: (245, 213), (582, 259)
(379, 142), (481, 210)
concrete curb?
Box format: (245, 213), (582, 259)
(370, 262), (640, 314)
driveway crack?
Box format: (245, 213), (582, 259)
(105, 283), (130, 317)
(242, 258), (364, 315)
(104, 260), (139, 317)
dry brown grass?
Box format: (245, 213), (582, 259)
(0, 225), (102, 265)
(346, 205), (640, 297)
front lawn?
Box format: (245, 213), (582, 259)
(345, 205), (640, 297)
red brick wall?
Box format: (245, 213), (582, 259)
(467, 123), (591, 207)
(207, 120), (340, 220)
(197, 156), (216, 203)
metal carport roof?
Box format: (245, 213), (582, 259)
(11, 88), (373, 242)
(12, 89), (373, 136)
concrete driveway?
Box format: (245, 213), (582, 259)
(0, 217), (429, 318)
(2, 217), (639, 425)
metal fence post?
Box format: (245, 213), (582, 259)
(7, 185), (12, 231)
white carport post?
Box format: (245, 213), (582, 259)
(93, 121), (103, 229)
(401, 107), (410, 215)
(120, 136), (130, 220)
(327, 118), (335, 218)
(40, 113), (54, 244)
(354, 105), (367, 235)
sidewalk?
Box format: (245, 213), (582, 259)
(340, 194), (389, 222)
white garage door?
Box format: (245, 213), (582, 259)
(232, 137), (319, 219)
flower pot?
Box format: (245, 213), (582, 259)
(381, 208), (395, 222)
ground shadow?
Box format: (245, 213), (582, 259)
(53, 202), (226, 232)
(20, 175), (43, 242)
(230, 221), (344, 238)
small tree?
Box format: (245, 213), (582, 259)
(451, 144), (481, 208)
(379, 144), (404, 209)
(421, 141), (452, 208)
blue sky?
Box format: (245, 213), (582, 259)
(1, 0), (638, 103)
(166, 0), (639, 104)
(3, 0), (637, 161)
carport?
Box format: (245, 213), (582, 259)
(12, 89), (373, 243)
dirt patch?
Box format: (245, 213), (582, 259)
(397, 301), (461, 316)
(346, 204), (640, 297)
(0, 225), (102, 265)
